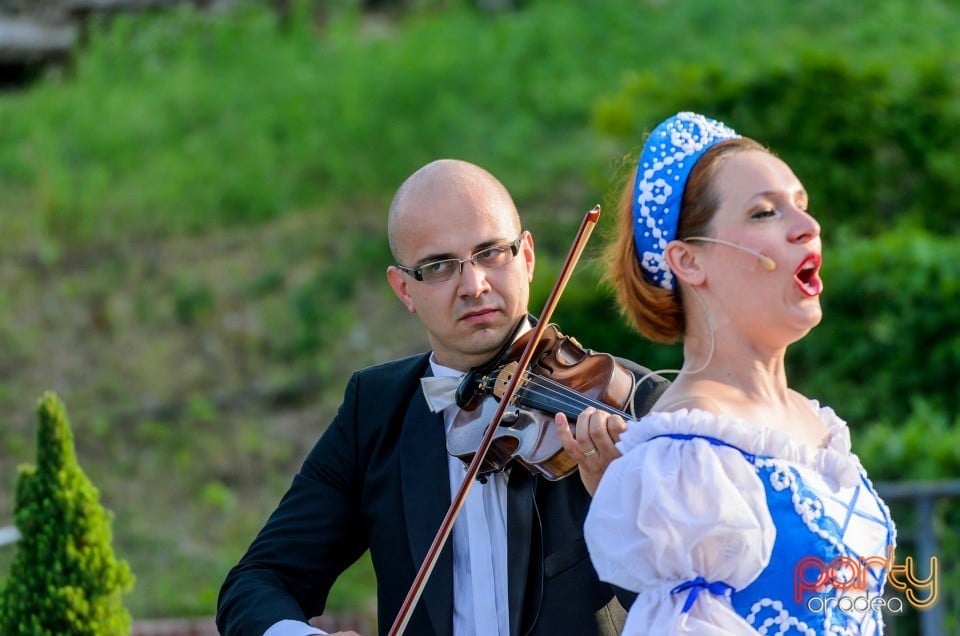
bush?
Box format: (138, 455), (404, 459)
(0, 392), (134, 635)
(788, 229), (960, 427)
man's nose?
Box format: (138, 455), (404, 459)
(457, 260), (490, 296)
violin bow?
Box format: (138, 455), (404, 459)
(388, 204), (602, 636)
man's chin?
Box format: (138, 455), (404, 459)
(462, 326), (512, 358)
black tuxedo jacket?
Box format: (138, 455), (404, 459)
(217, 351), (667, 636)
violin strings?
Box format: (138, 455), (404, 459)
(519, 374), (605, 411)
(509, 369), (629, 418)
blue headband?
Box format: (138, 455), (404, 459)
(631, 112), (740, 290)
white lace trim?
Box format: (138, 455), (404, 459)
(746, 598), (817, 635)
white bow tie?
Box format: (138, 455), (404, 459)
(420, 375), (463, 413)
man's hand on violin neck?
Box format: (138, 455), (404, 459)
(554, 407), (627, 496)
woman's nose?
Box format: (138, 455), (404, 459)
(790, 207), (821, 243)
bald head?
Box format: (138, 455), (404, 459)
(384, 158), (534, 370)
(388, 159), (520, 261)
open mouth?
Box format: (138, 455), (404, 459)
(794, 254), (823, 297)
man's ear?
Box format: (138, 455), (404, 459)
(664, 240), (706, 286)
(521, 230), (535, 283)
(386, 266), (417, 313)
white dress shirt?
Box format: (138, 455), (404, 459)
(432, 357), (511, 636)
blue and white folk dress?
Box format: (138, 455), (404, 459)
(584, 405), (897, 635)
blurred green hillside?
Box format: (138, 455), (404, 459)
(0, 0), (958, 629)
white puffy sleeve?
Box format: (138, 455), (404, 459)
(584, 412), (776, 635)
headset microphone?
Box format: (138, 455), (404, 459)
(685, 237), (777, 272)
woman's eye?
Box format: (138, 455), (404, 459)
(752, 208), (777, 219)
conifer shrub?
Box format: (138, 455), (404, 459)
(0, 392), (135, 635)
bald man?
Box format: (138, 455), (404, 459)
(216, 160), (667, 636)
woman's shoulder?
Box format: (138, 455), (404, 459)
(621, 398), (850, 447)
(618, 402), (862, 488)
(618, 407), (756, 455)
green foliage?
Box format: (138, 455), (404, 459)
(5, 0), (955, 251)
(857, 400), (960, 482)
(591, 55), (960, 237)
(787, 229), (960, 427)
(533, 257), (682, 380)
(0, 392), (134, 635)
(172, 275), (216, 326)
(0, 0), (620, 248)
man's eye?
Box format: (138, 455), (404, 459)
(423, 260), (454, 274)
(475, 246), (506, 264)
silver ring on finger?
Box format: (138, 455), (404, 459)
(583, 445), (599, 457)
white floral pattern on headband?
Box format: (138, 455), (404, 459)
(632, 112), (739, 290)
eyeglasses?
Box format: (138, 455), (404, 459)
(397, 234), (524, 284)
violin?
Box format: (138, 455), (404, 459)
(447, 322), (637, 480)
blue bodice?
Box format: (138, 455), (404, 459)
(679, 434), (897, 635)
(585, 406), (899, 636)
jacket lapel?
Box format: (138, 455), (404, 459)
(400, 380), (454, 636)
